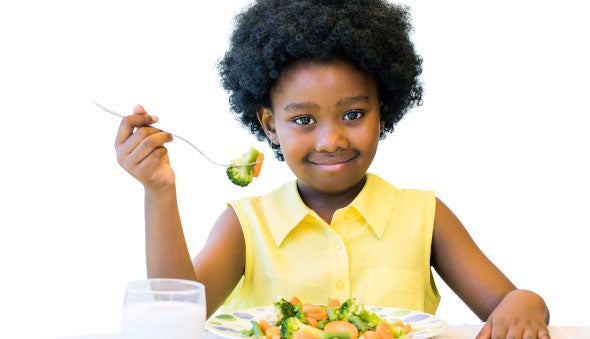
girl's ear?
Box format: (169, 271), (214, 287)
(257, 107), (278, 144)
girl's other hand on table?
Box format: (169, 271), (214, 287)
(476, 289), (551, 339)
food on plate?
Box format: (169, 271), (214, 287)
(323, 320), (359, 339)
(226, 146), (264, 187)
(242, 297), (412, 339)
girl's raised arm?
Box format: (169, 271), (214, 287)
(115, 105), (196, 289)
(115, 105), (245, 318)
(193, 206), (246, 317)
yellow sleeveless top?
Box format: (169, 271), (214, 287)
(224, 173), (440, 314)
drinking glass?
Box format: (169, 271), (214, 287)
(122, 278), (206, 339)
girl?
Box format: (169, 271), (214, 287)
(114, 1), (550, 338)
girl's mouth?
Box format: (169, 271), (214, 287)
(308, 151), (358, 168)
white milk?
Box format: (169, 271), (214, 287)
(122, 301), (206, 339)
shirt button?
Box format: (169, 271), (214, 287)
(336, 280), (345, 291)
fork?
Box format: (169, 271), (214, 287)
(94, 101), (258, 167)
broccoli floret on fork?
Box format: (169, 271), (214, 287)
(226, 146), (264, 187)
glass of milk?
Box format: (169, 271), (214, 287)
(122, 278), (206, 339)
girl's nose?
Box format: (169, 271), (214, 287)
(315, 124), (349, 152)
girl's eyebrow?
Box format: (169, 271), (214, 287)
(283, 95), (370, 112)
(283, 101), (319, 112)
(336, 95), (370, 106)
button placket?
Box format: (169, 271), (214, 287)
(330, 208), (353, 300)
(333, 237), (350, 299)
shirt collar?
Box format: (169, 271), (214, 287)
(262, 173), (398, 246)
(261, 180), (311, 247)
(348, 173), (397, 238)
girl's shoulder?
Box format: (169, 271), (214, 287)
(365, 173), (435, 198)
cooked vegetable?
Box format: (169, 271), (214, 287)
(323, 320), (359, 339)
(302, 304), (328, 322)
(265, 325), (281, 339)
(376, 321), (393, 339)
(226, 146), (264, 187)
(280, 317), (349, 339)
(251, 320), (266, 339)
(388, 321), (412, 338)
(259, 319), (271, 333)
(327, 299), (341, 308)
(281, 318), (300, 339)
(335, 298), (383, 332)
(248, 297), (411, 339)
(274, 297), (305, 326)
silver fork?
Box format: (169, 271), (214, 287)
(94, 101), (258, 167)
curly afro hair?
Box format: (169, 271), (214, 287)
(217, 0), (423, 160)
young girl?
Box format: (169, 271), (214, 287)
(114, 1), (550, 338)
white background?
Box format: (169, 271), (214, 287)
(1, 1), (588, 337)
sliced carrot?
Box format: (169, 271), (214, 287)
(376, 321), (393, 339)
(259, 319), (270, 333)
(401, 323), (412, 334)
(265, 326), (280, 339)
(327, 298), (341, 308)
(302, 303), (324, 313)
(306, 317), (318, 328)
(389, 320), (403, 328)
(363, 330), (378, 339)
(302, 304), (328, 321)
(295, 330), (322, 339)
(253, 152), (264, 177)
(290, 296), (303, 307)
(323, 320), (359, 339)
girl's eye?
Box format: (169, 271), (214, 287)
(343, 110), (364, 121)
(293, 116), (316, 125)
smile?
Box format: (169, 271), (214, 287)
(308, 152), (358, 167)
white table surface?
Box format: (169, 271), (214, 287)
(55, 324), (590, 339)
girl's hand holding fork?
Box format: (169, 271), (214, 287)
(114, 104), (175, 192)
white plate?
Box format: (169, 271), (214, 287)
(207, 305), (445, 339)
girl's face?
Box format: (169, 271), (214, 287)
(260, 59), (383, 196)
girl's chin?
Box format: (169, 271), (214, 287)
(301, 170), (367, 192)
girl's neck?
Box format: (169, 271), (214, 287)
(297, 175), (367, 224)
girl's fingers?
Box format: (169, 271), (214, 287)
(117, 125), (162, 161)
(504, 326), (523, 339)
(523, 325), (551, 339)
(475, 322), (491, 339)
(113, 104), (173, 176)
(538, 328), (551, 339)
(111, 104), (176, 186)
(133, 145), (171, 177)
(114, 105), (159, 147)
(133, 104), (147, 114)
(125, 130), (173, 167)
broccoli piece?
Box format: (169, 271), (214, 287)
(280, 317), (326, 339)
(280, 317), (303, 339)
(338, 299), (360, 320)
(226, 146), (263, 187)
(338, 299), (383, 332)
(273, 297), (298, 326)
